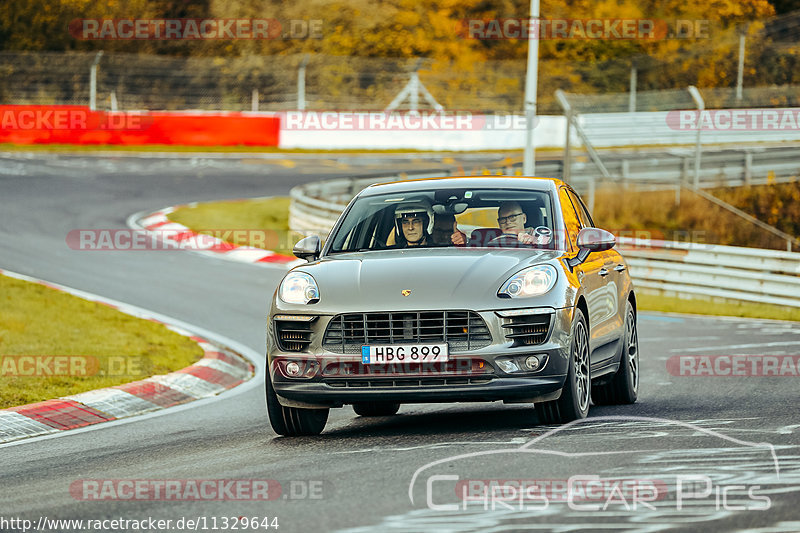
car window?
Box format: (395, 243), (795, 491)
(327, 188), (559, 253)
(558, 187), (581, 252)
(566, 189), (594, 228)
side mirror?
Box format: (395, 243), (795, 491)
(567, 227), (616, 269)
(577, 227), (616, 252)
(293, 235), (321, 261)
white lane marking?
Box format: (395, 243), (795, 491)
(671, 341), (800, 353)
(332, 437), (531, 455)
(778, 425), (800, 435)
(645, 336), (721, 342)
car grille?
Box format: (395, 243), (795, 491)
(274, 319), (314, 352)
(322, 311), (492, 354)
(501, 313), (552, 347)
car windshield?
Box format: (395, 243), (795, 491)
(328, 187), (557, 253)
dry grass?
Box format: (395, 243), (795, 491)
(592, 180), (800, 251)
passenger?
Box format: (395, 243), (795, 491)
(430, 213), (467, 246)
(393, 203), (432, 247)
(497, 201), (535, 244)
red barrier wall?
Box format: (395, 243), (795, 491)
(0, 105), (280, 146)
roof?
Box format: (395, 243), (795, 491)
(359, 176), (564, 197)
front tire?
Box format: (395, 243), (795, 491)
(592, 301), (639, 405)
(266, 372), (328, 436)
(535, 308), (591, 424)
(353, 402), (400, 417)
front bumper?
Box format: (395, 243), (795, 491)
(267, 307), (574, 408)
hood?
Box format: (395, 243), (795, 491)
(287, 248), (565, 313)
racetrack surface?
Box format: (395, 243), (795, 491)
(0, 153), (798, 533)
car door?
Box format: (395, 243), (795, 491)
(566, 188), (624, 364)
(558, 187), (608, 363)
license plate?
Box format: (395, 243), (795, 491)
(361, 343), (449, 364)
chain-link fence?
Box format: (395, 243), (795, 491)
(1, 44), (797, 114)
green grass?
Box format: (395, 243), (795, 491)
(168, 197), (300, 256)
(638, 292), (800, 322)
(0, 274), (204, 409)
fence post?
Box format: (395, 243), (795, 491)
(688, 86), (705, 189)
(736, 26), (748, 102)
(251, 89), (259, 112)
(628, 64), (637, 113)
(297, 54), (309, 111)
(89, 51), (104, 111)
(555, 89), (612, 181)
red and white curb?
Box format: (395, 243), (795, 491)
(131, 204), (303, 267)
(0, 268), (256, 445)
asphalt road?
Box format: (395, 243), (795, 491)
(0, 152), (798, 533)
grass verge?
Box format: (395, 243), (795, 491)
(168, 196), (299, 256)
(0, 274), (204, 409)
(637, 292), (800, 322)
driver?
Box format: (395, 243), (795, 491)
(497, 201), (535, 244)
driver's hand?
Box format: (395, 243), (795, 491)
(518, 232), (535, 244)
(451, 230), (466, 246)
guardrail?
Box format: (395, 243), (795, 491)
(617, 237), (800, 308)
(290, 174), (800, 307)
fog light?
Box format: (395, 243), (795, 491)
(285, 361), (302, 376)
(524, 356), (541, 371)
(497, 359), (519, 373)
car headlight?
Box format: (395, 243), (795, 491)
(498, 265), (557, 298)
(279, 272), (320, 304)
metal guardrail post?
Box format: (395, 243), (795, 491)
(744, 152), (753, 186)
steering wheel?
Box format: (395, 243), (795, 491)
(488, 233), (522, 246)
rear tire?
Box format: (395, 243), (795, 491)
(535, 308), (591, 424)
(353, 402), (400, 417)
(266, 373), (328, 436)
(592, 301), (639, 405)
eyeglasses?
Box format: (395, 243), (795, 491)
(497, 212), (524, 225)
(401, 218), (423, 227)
